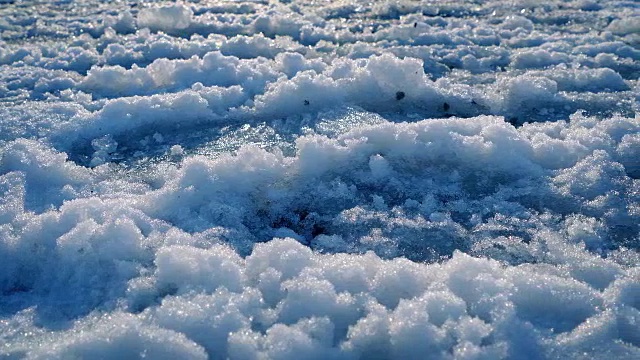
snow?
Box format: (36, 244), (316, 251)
(0, 0), (639, 359)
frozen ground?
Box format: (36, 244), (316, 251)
(0, 0), (639, 359)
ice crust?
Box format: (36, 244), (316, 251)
(0, 0), (639, 359)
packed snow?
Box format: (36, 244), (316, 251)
(1, 0), (639, 359)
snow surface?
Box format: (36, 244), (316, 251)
(0, 0), (639, 359)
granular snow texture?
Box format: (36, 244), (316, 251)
(1, 0), (639, 359)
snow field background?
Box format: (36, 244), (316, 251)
(0, 0), (639, 359)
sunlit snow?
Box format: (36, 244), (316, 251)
(1, 0), (639, 359)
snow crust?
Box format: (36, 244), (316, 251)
(0, 0), (639, 359)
